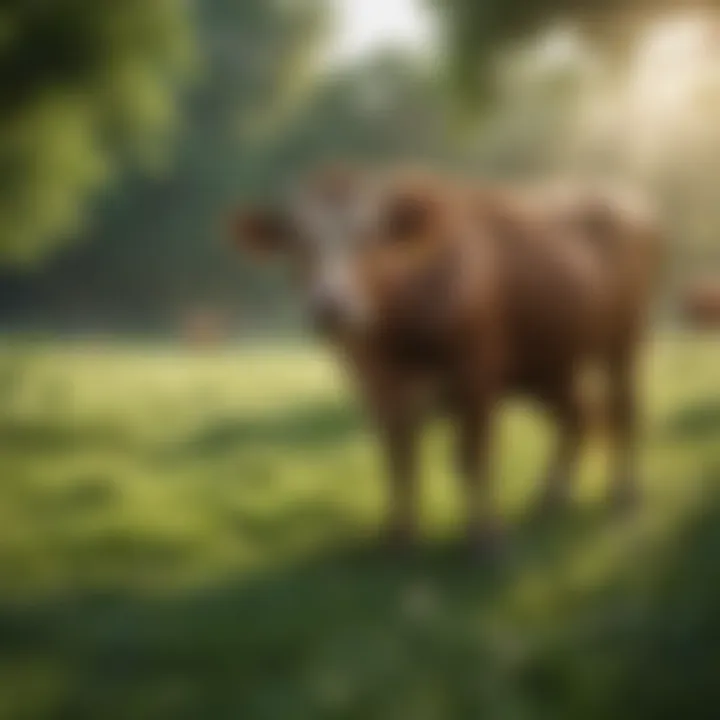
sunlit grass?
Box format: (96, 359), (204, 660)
(0, 335), (719, 718)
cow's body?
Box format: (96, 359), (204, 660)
(682, 279), (720, 328)
(234, 169), (662, 553)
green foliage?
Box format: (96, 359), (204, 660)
(0, 0), (195, 263)
(430, 0), (720, 110)
(4, 0), (328, 329)
(0, 337), (719, 717)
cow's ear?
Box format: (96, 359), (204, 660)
(383, 189), (438, 242)
(230, 206), (291, 255)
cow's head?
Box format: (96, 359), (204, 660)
(231, 166), (460, 339)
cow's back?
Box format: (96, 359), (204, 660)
(481, 184), (661, 390)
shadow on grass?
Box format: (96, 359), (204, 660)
(0, 504), (616, 720)
(516, 472), (720, 720)
(175, 400), (365, 456)
(0, 399), (363, 460)
(0, 417), (134, 453)
(9, 489), (720, 719)
(664, 398), (720, 441)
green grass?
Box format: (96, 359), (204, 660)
(1, 336), (720, 719)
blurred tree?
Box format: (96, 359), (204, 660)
(271, 52), (453, 171)
(429, 0), (720, 111)
(270, 47), (585, 178)
(4, 0), (328, 331)
(0, 0), (195, 263)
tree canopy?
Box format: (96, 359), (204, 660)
(0, 0), (327, 329)
(430, 0), (720, 108)
(0, 0), (196, 263)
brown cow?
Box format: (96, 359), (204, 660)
(682, 278), (720, 328)
(232, 166), (661, 554)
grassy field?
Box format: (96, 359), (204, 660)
(1, 336), (720, 719)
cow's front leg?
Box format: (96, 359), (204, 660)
(379, 404), (420, 550)
(454, 394), (499, 556)
(357, 361), (422, 551)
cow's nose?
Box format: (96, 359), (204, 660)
(310, 292), (346, 334)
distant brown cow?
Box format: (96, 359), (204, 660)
(232, 167), (661, 555)
(682, 279), (720, 328)
(181, 307), (228, 347)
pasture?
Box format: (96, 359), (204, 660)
(1, 336), (720, 719)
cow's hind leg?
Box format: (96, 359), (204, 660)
(534, 381), (587, 516)
(451, 380), (505, 559)
(605, 348), (641, 513)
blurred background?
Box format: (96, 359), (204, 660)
(2, 1), (720, 718)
